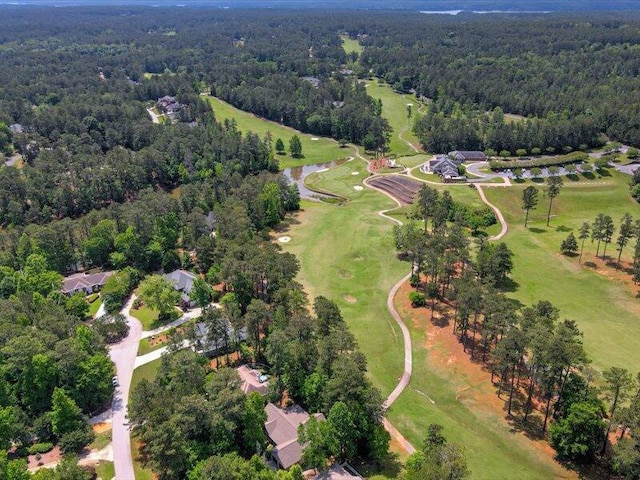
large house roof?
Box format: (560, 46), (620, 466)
(62, 271), (114, 294)
(164, 269), (196, 293)
(449, 150), (487, 161)
(264, 403), (325, 469)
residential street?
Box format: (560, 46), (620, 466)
(109, 295), (142, 480)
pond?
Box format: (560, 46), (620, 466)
(283, 158), (348, 200)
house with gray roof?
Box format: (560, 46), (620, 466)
(425, 155), (466, 182)
(62, 271), (115, 296)
(448, 150), (488, 162)
(164, 269), (197, 308)
(264, 403), (326, 470)
(192, 320), (247, 356)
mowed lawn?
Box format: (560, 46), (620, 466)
(483, 171), (640, 372)
(280, 162), (566, 479)
(341, 35), (363, 55)
(280, 164), (406, 398)
(363, 81), (423, 157)
(206, 96), (350, 169)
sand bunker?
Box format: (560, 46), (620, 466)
(343, 295), (357, 304)
(311, 137), (319, 141)
(353, 185), (363, 191)
(278, 236), (291, 243)
(351, 171), (359, 175)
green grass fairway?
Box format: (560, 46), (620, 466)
(363, 81), (423, 157)
(280, 162), (406, 398)
(280, 162), (566, 479)
(483, 172), (640, 372)
(206, 96), (350, 169)
(389, 342), (569, 480)
(341, 35), (363, 55)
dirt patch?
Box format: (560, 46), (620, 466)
(343, 295), (357, 304)
(394, 280), (578, 479)
(27, 446), (62, 471)
(338, 269), (353, 279)
(209, 350), (241, 370)
(93, 422), (111, 434)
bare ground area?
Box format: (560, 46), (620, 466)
(394, 280), (580, 479)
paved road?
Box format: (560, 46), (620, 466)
(382, 272), (413, 409)
(361, 174), (417, 454)
(109, 295), (142, 480)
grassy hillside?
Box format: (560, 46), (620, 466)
(483, 171), (640, 372)
(206, 96), (350, 169)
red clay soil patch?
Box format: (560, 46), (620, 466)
(209, 351), (241, 370)
(395, 281), (578, 479)
(92, 422), (111, 434)
(581, 252), (640, 301)
(27, 446), (62, 470)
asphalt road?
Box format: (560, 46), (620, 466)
(109, 295), (142, 480)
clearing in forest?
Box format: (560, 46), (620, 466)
(363, 81), (424, 157)
(206, 96), (349, 169)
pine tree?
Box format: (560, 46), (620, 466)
(578, 222), (590, 264)
(522, 186), (539, 227)
(616, 213), (635, 264)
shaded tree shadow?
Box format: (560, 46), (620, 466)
(505, 297), (525, 310)
(531, 178), (545, 184)
(430, 304), (450, 328)
(555, 225), (572, 233)
(557, 457), (616, 480)
(528, 227), (547, 234)
(566, 173), (580, 182)
(498, 277), (520, 293)
(353, 450), (403, 479)
(582, 172), (595, 180)
(583, 261), (598, 269)
(513, 178), (526, 184)
(596, 169), (611, 177)
(562, 252), (579, 258)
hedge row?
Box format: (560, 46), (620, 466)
(489, 151), (588, 170)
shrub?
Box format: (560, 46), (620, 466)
(489, 151), (588, 171)
(28, 442), (54, 455)
(409, 291), (426, 307)
(60, 426), (95, 454)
